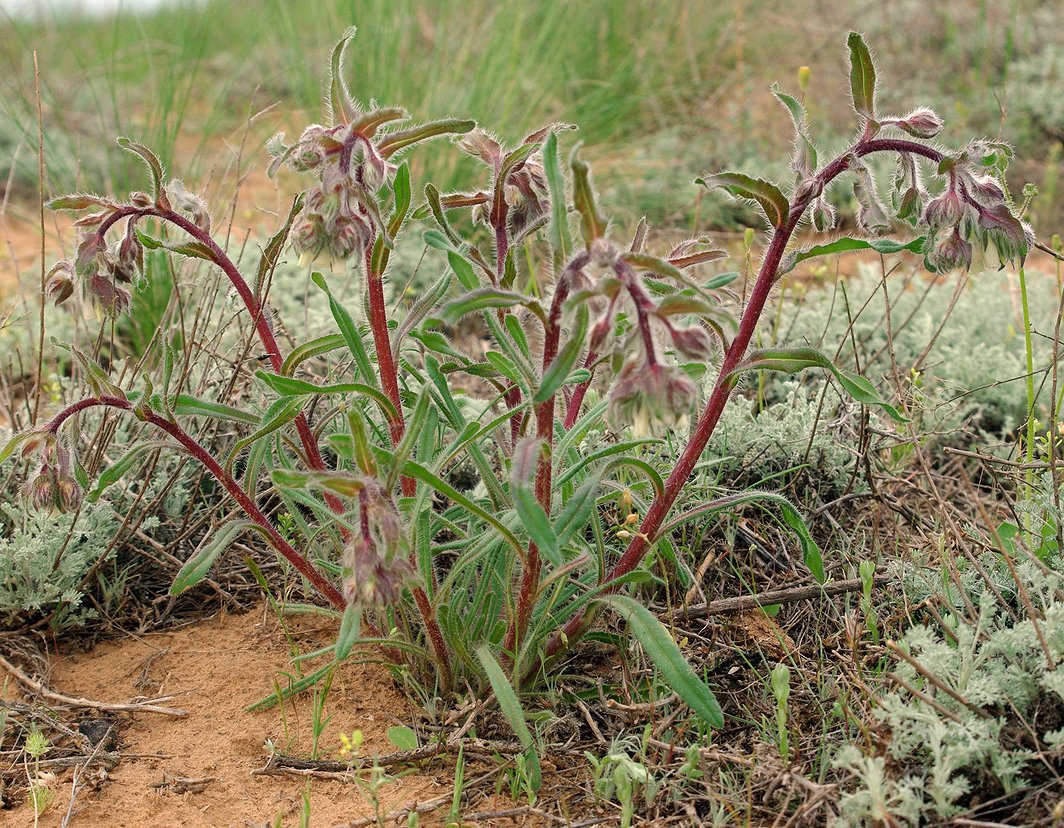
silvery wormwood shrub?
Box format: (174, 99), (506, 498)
(1, 30), (1038, 781)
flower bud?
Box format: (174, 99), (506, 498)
(608, 362), (697, 438)
(44, 262), (75, 306)
(884, 108), (943, 139)
(928, 229), (972, 273)
(74, 234), (107, 279)
(668, 324), (715, 361)
(923, 188), (965, 229)
(87, 274), (132, 317)
(797, 65), (811, 93)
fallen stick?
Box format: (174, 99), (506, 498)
(664, 575), (890, 621)
(0, 653), (188, 717)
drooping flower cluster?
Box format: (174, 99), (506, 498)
(270, 122), (395, 267)
(46, 177), (212, 318)
(20, 430), (82, 513)
(922, 143), (1033, 273)
(455, 128), (554, 237)
(559, 221), (726, 438)
(342, 483), (415, 607)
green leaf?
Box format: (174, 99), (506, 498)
(543, 131), (570, 268)
(475, 645), (542, 791)
(225, 396), (308, 472)
(847, 31), (877, 121)
(255, 371), (398, 423)
(169, 394), (258, 424)
(697, 173), (789, 229)
(510, 439), (560, 566)
(256, 194), (304, 298)
(788, 235), (925, 269)
(725, 346), (908, 422)
(622, 252), (684, 282)
(386, 725), (419, 751)
(570, 145), (607, 245)
(598, 595), (724, 728)
(423, 230), (479, 290)
(534, 305), (588, 404)
(326, 27), (357, 124)
(409, 329), (468, 361)
(433, 287), (544, 327)
(311, 272), (376, 384)
(370, 162), (412, 276)
(335, 601), (361, 661)
(554, 473), (602, 547)
(171, 521), (258, 594)
(0, 432), (32, 464)
(281, 334), (347, 376)
(771, 82), (817, 175)
(116, 137), (164, 197)
(87, 441), (171, 502)
(403, 460), (524, 556)
(377, 118), (476, 158)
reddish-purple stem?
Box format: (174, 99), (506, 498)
(543, 137), (945, 661)
(46, 396), (346, 607)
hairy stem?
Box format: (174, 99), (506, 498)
(46, 396), (345, 608)
(363, 240), (452, 684)
(98, 206), (344, 515)
(503, 271), (571, 657)
(543, 137), (945, 662)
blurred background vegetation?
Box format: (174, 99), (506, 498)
(1, 0), (1062, 232)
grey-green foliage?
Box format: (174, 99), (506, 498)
(780, 263), (1061, 439)
(705, 378), (856, 498)
(0, 416), (189, 631)
(835, 561), (1064, 826)
(0, 499), (121, 630)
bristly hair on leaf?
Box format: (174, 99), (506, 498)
(324, 26), (361, 126)
(846, 31), (878, 126)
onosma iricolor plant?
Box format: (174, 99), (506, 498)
(4, 30), (1036, 782)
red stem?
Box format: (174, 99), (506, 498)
(363, 238), (451, 686)
(503, 270), (572, 656)
(46, 396), (346, 608)
(100, 206), (344, 515)
(543, 137), (945, 660)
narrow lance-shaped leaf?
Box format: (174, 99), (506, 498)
(780, 235), (926, 275)
(475, 645), (542, 791)
(326, 27), (358, 125)
(543, 131), (571, 269)
(116, 137), (164, 198)
(696, 173), (789, 230)
(224, 396), (308, 472)
(510, 438), (561, 567)
(655, 489), (823, 583)
(534, 305), (589, 404)
(255, 370), (398, 423)
(256, 194), (304, 299)
(771, 82), (818, 177)
(378, 118), (476, 158)
(847, 31), (877, 122)
(570, 145), (607, 245)
(171, 521), (264, 594)
(724, 346), (908, 422)
(598, 595), (724, 727)
(422, 230), (480, 290)
(335, 601), (362, 661)
(431, 287), (545, 327)
(87, 441), (174, 502)
(311, 271), (376, 383)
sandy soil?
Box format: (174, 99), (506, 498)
(15, 608), (453, 828)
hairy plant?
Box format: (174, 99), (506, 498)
(4, 30), (1039, 778)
